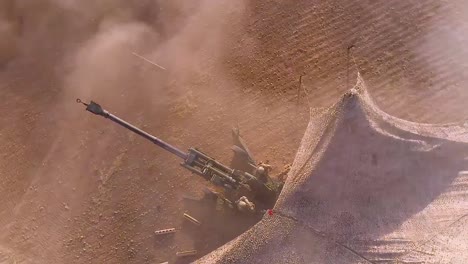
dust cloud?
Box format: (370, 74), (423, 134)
(0, 1), (255, 263)
(3, 0), (250, 94)
(57, 0), (253, 180)
(3, 0), (253, 166)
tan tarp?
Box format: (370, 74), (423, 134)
(197, 75), (468, 264)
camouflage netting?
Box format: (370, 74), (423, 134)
(197, 74), (468, 264)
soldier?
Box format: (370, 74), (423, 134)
(255, 160), (272, 183)
(235, 196), (255, 213)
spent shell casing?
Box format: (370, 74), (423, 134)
(176, 250), (197, 257)
(183, 213), (201, 225)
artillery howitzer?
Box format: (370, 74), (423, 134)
(76, 99), (281, 213)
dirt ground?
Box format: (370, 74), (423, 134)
(0, 1), (467, 264)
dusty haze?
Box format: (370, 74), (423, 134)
(1, 1), (467, 263)
(1, 1), (263, 263)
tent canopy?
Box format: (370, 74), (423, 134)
(198, 75), (468, 264)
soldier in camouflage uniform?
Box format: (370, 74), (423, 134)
(235, 196), (256, 213)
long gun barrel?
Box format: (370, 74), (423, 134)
(76, 99), (187, 159)
(76, 99), (277, 200)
